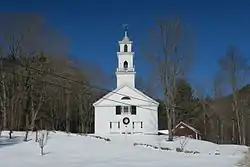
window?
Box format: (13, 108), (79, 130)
(123, 61), (128, 69)
(110, 122), (112, 129)
(123, 106), (129, 113)
(116, 106), (121, 115)
(118, 122), (120, 129)
(132, 122), (134, 129)
(124, 44), (128, 52)
(121, 96), (131, 100)
(141, 122), (143, 128)
(131, 106), (136, 115)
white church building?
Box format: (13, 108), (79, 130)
(93, 29), (159, 135)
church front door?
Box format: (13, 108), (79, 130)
(121, 117), (132, 134)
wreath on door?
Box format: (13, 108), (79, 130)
(123, 117), (130, 125)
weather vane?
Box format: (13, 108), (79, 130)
(122, 24), (129, 36)
(123, 24), (129, 31)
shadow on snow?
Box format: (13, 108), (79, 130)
(0, 136), (24, 148)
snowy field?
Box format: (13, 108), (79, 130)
(0, 131), (249, 167)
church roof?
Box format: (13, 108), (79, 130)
(93, 85), (159, 107)
(119, 37), (132, 44)
(121, 36), (131, 43)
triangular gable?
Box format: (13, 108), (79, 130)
(174, 121), (200, 134)
(93, 86), (123, 106)
(126, 85), (159, 105)
(93, 85), (159, 107)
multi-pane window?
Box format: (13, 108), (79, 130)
(110, 122), (121, 129)
(131, 105), (136, 115)
(115, 105), (136, 115)
(123, 106), (129, 113)
(116, 106), (121, 115)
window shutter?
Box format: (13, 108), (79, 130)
(131, 105), (136, 115)
(116, 106), (121, 115)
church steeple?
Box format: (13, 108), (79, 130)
(116, 25), (136, 88)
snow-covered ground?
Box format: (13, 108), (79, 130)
(0, 131), (248, 167)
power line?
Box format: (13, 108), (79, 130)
(14, 61), (158, 105)
(4, 69), (158, 112)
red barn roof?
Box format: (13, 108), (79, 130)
(173, 121), (201, 134)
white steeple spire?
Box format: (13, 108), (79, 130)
(116, 25), (136, 88)
(125, 30), (128, 37)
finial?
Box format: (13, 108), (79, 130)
(122, 24), (129, 37)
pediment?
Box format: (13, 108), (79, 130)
(93, 85), (158, 107)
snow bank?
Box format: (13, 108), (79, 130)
(240, 148), (250, 167)
(0, 131), (248, 167)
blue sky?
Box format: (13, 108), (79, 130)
(1, 0), (250, 94)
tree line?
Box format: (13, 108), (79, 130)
(0, 14), (107, 140)
(144, 19), (250, 146)
(0, 14), (249, 146)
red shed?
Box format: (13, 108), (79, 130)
(173, 121), (201, 140)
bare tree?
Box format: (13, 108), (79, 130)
(212, 73), (224, 143)
(195, 86), (207, 137)
(65, 89), (71, 134)
(38, 130), (48, 156)
(144, 18), (194, 141)
(218, 45), (249, 145)
(179, 136), (189, 151)
(194, 84), (215, 140)
(0, 47), (7, 130)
